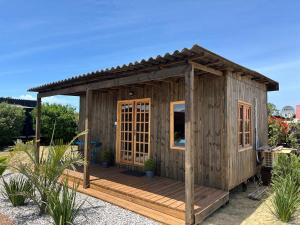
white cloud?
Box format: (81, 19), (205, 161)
(14, 94), (36, 100)
(13, 94), (79, 110)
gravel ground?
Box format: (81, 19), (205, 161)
(0, 172), (161, 225)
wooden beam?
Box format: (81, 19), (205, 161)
(185, 65), (195, 225)
(188, 61), (223, 77)
(38, 65), (189, 98)
(35, 96), (41, 162)
(83, 89), (92, 188)
(223, 71), (230, 191)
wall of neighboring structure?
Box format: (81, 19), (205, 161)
(296, 105), (300, 120)
(226, 72), (268, 190)
(79, 75), (227, 189)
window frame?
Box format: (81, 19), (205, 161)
(238, 101), (253, 151)
(170, 101), (185, 150)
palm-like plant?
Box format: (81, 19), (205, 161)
(48, 179), (84, 225)
(271, 175), (300, 222)
(0, 156), (8, 176)
(10, 131), (85, 214)
(2, 176), (33, 207)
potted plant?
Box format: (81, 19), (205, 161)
(144, 159), (155, 178)
(100, 149), (113, 168)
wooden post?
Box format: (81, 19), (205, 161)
(35, 95), (41, 162)
(185, 65), (195, 225)
(83, 89), (92, 188)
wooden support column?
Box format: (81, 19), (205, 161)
(185, 65), (195, 225)
(83, 89), (92, 188)
(35, 95), (41, 162)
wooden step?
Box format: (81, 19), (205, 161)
(66, 179), (185, 225)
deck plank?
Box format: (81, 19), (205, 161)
(63, 166), (229, 224)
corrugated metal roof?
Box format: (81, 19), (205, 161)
(28, 44), (279, 92)
(0, 97), (37, 108)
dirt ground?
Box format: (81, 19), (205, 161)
(203, 182), (300, 225)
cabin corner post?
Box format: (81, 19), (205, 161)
(185, 64), (195, 225)
(83, 89), (92, 188)
(35, 95), (41, 162)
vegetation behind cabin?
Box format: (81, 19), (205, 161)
(32, 103), (78, 144)
(0, 102), (25, 147)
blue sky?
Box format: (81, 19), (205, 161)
(0, 0), (299, 111)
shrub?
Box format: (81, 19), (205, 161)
(47, 180), (84, 225)
(0, 102), (25, 146)
(270, 154), (300, 222)
(268, 117), (281, 147)
(100, 149), (113, 163)
(32, 103), (78, 144)
(1, 176), (33, 207)
(144, 159), (155, 172)
(268, 116), (299, 148)
(271, 175), (300, 222)
(272, 154), (300, 185)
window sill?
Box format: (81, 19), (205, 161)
(238, 146), (253, 152)
(171, 146), (185, 151)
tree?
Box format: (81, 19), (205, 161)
(268, 103), (280, 116)
(0, 102), (25, 146)
(33, 103), (78, 144)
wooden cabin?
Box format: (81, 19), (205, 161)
(29, 44), (279, 225)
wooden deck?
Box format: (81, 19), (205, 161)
(63, 166), (229, 225)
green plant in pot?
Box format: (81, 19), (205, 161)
(144, 159), (155, 178)
(100, 149), (113, 168)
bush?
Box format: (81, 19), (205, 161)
(100, 149), (113, 163)
(1, 176), (33, 207)
(270, 154), (300, 222)
(32, 103), (78, 144)
(271, 175), (300, 222)
(268, 116), (299, 148)
(0, 102), (25, 146)
(272, 154), (300, 185)
(144, 159), (155, 172)
(48, 180), (83, 225)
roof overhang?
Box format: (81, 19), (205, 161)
(29, 44), (279, 95)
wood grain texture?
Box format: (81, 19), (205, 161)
(226, 72), (268, 190)
(78, 75), (227, 189)
(78, 71), (268, 191)
(184, 65), (195, 224)
(83, 89), (92, 188)
(63, 167), (228, 224)
(35, 97), (41, 161)
(78, 76), (226, 189)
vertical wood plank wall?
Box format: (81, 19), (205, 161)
(78, 75), (225, 188)
(78, 72), (267, 190)
(226, 72), (268, 189)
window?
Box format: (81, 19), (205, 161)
(170, 101), (185, 149)
(238, 101), (252, 149)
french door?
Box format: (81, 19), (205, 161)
(117, 98), (151, 166)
